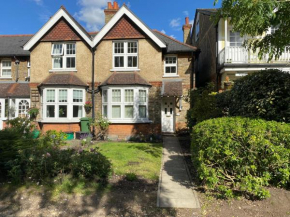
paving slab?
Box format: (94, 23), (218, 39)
(157, 136), (200, 209)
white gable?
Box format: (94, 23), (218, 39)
(23, 8), (93, 50)
(92, 6), (166, 48)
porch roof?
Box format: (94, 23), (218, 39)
(38, 73), (88, 87)
(100, 72), (151, 87)
(0, 82), (30, 98)
(161, 80), (183, 97)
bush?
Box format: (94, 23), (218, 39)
(9, 147), (111, 183)
(192, 117), (290, 199)
(187, 83), (223, 129)
(229, 69), (290, 122)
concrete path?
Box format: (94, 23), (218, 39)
(157, 136), (200, 208)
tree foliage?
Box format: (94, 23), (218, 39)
(214, 0), (290, 60)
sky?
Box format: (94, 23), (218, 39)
(0, 0), (221, 42)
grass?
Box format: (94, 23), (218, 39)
(92, 142), (163, 180)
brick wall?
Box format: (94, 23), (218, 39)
(40, 123), (81, 133)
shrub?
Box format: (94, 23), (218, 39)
(92, 113), (110, 140)
(229, 69), (290, 122)
(192, 117), (290, 199)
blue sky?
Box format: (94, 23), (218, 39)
(0, 0), (221, 42)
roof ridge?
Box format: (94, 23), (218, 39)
(152, 30), (197, 50)
(0, 34), (34, 37)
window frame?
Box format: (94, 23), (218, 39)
(229, 31), (244, 47)
(164, 55), (178, 77)
(1, 59), (12, 78)
(101, 86), (149, 123)
(51, 43), (76, 71)
(43, 87), (85, 122)
(112, 41), (139, 71)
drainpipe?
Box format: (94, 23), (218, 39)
(91, 47), (96, 137)
(215, 21), (219, 91)
(15, 57), (20, 82)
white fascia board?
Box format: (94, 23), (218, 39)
(220, 66), (290, 73)
(24, 9), (93, 50)
(92, 6), (166, 48)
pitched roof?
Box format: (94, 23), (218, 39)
(0, 35), (32, 56)
(161, 80), (183, 97)
(38, 73), (88, 87)
(0, 82), (30, 98)
(100, 72), (151, 86)
(153, 30), (197, 53)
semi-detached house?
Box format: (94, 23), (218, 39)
(0, 2), (198, 140)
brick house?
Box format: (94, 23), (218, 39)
(191, 9), (290, 89)
(0, 2), (198, 139)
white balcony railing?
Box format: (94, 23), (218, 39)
(218, 46), (290, 65)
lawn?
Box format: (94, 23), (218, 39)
(92, 142), (163, 180)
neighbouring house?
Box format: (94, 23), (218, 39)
(192, 9), (290, 89)
(0, 2), (198, 139)
(0, 35), (32, 130)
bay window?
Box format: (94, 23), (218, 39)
(1, 60), (12, 77)
(113, 41), (138, 70)
(164, 55), (178, 76)
(102, 87), (149, 123)
(51, 43), (76, 70)
(43, 88), (85, 121)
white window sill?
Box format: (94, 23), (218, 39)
(108, 119), (152, 124)
(40, 119), (81, 123)
(110, 69), (140, 72)
(49, 69), (77, 72)
(163, 75), (179, 78)
(0, 77), (12, 79)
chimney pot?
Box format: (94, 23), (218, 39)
(185, 17), (189, 25)
(113, 1), (118, 9)
(108, 2), (113, 9)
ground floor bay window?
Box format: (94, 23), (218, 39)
(101, 86), (149, 123)
(42, 87), (85, 122)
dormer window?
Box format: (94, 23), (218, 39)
(113, 41), (138, 70)
(51, 43), (76, 70)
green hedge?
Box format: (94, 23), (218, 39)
(229, 69), (290, 122)
(192, 117), (290, 199)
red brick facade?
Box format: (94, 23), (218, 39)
(104, 16), (147, 39)
(41, 18), (82, 42)
(40, 123), (81, 132)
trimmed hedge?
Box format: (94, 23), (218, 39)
(192, 117), (290, 199)
(229, 69), (290, 122)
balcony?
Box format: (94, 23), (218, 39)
(218, 46), (290, 65)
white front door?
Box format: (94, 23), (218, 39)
(161, 97), (175, 133)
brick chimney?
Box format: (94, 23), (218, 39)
(104, 1), (119, 24)
(182, 17), (192, 45)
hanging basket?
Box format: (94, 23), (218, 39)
(84, 106), (92, 113)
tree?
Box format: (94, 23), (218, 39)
(214, 0), (290, 61)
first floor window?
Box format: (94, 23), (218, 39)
(52, 43), (76, 70)
(102, 87), (149, 122)
(113, 41), (138, 69)
(44, 88), (85, 120)
(230, 31), (244, 47)
(164, 56), (178, 75)
(1, 60), (12, 77)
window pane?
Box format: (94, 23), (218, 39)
(114, 56), (124, 67)
(112, 105), (121, 118)
(125, 106), (133, 118)
(125, 89), (133, 102)
(73, 90), (83, 102)
(53, 57), (63, 68)
(18, 100), (29, 118)
(66, 44), (76, 55)
(59, 105), (67, 118)
(73, 105), (83, 118)
(103, 90), (108, 103)
(103, 105), (107, 118)
(2, 69), (11, 76)
(112, 89), (121, 102)
(128, 56), (137, 67)
(59, 90), (67, 102)
(2, 61), (11, 67)
(139, 90), (146, 102)
(139, 105), (146, 118)
(52, 44), (63, 55)
(46, 90), (55, 102)
(128, 42), (137, 53)
(114, 42), (124, 53)
(47, 105), (55, 118)
(66, 57), (75, 68)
